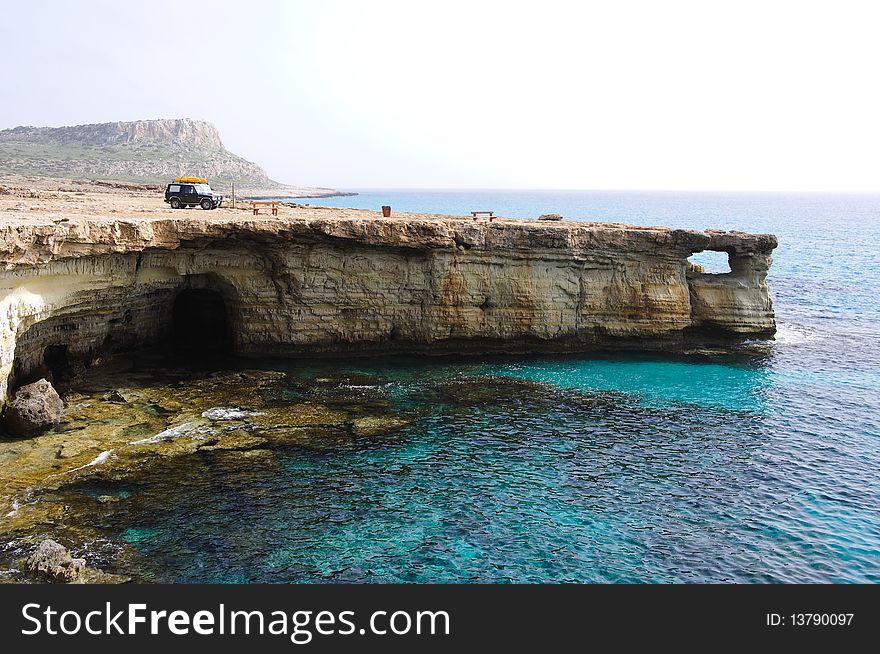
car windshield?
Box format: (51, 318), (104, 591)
(194, 183), (212, 194)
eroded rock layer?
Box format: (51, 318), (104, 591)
(0, 210), (776, 409)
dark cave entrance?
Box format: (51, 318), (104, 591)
(171, 288), (233, 357)
(43, 344), (72, 384)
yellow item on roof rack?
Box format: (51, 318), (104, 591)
(175, 177), (207, 184)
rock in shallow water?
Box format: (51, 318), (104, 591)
(5, 378), (63, 436)
(26, 539), (85, 582)
(102, 389), (128, 404)
(58, 438), (101, 459)
(351, 415), (411, 437)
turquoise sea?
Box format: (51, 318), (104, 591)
(80, 191), (880, 582)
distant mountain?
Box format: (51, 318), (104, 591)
(0, 118), (280, 187)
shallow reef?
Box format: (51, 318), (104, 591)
(0, 358), (413, 582)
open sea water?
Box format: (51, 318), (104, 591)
(79, 191), (880, 583)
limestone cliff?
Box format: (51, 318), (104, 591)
(0, 119), (275, 187)
(0, 206), (776, 410)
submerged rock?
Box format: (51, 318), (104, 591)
(351, 415), (411, 437)
(26, 539), (85, 582)
(430, 376), (554, 407)
(58, 438), (101, 459)
(5, 379), (64, 436)
(76, 568), (131, 584)
(247, 403), (349, 430)
(258, 426), (355, 450)
(195, 430), (268, 452)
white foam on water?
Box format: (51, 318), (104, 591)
(66, 449), (114, 474)
(201, 407), (259, 421)
(4, 487), (35, 518)
(130, 420), (204, 445)
(5, 498), (20, 518)
(773, 322), (823, 346)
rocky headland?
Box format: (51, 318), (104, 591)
(0, 119), (351, 198)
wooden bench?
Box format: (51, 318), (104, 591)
(471, 210), (495, 221)
(251, 201), (279, 216)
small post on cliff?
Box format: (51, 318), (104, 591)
(232, 182), (235, 210)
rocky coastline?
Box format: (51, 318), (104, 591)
(0, 182), (776, 581)
(0, 182), (776, 407)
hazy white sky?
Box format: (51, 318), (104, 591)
(2, 0), (879, 190)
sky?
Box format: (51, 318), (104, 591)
(1, 0), (879, 191)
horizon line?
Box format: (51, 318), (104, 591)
(310, 187), (880, 195)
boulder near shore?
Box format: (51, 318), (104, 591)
(4, 378), (63, 436)
(26, 539), (85, 582)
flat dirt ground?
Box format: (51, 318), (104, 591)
(0, 174), (510, 228)
(0, 174), (313, 225)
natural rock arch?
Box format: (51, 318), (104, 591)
(687, 250), (732, 275)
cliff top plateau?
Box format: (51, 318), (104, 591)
(0, 179), (776, 268)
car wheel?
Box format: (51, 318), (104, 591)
(201, 199), (213, 210)
(170, 197), (181, 209)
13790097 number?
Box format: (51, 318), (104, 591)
(790, 614), (853, 626)
(766, 613), (855, 627)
